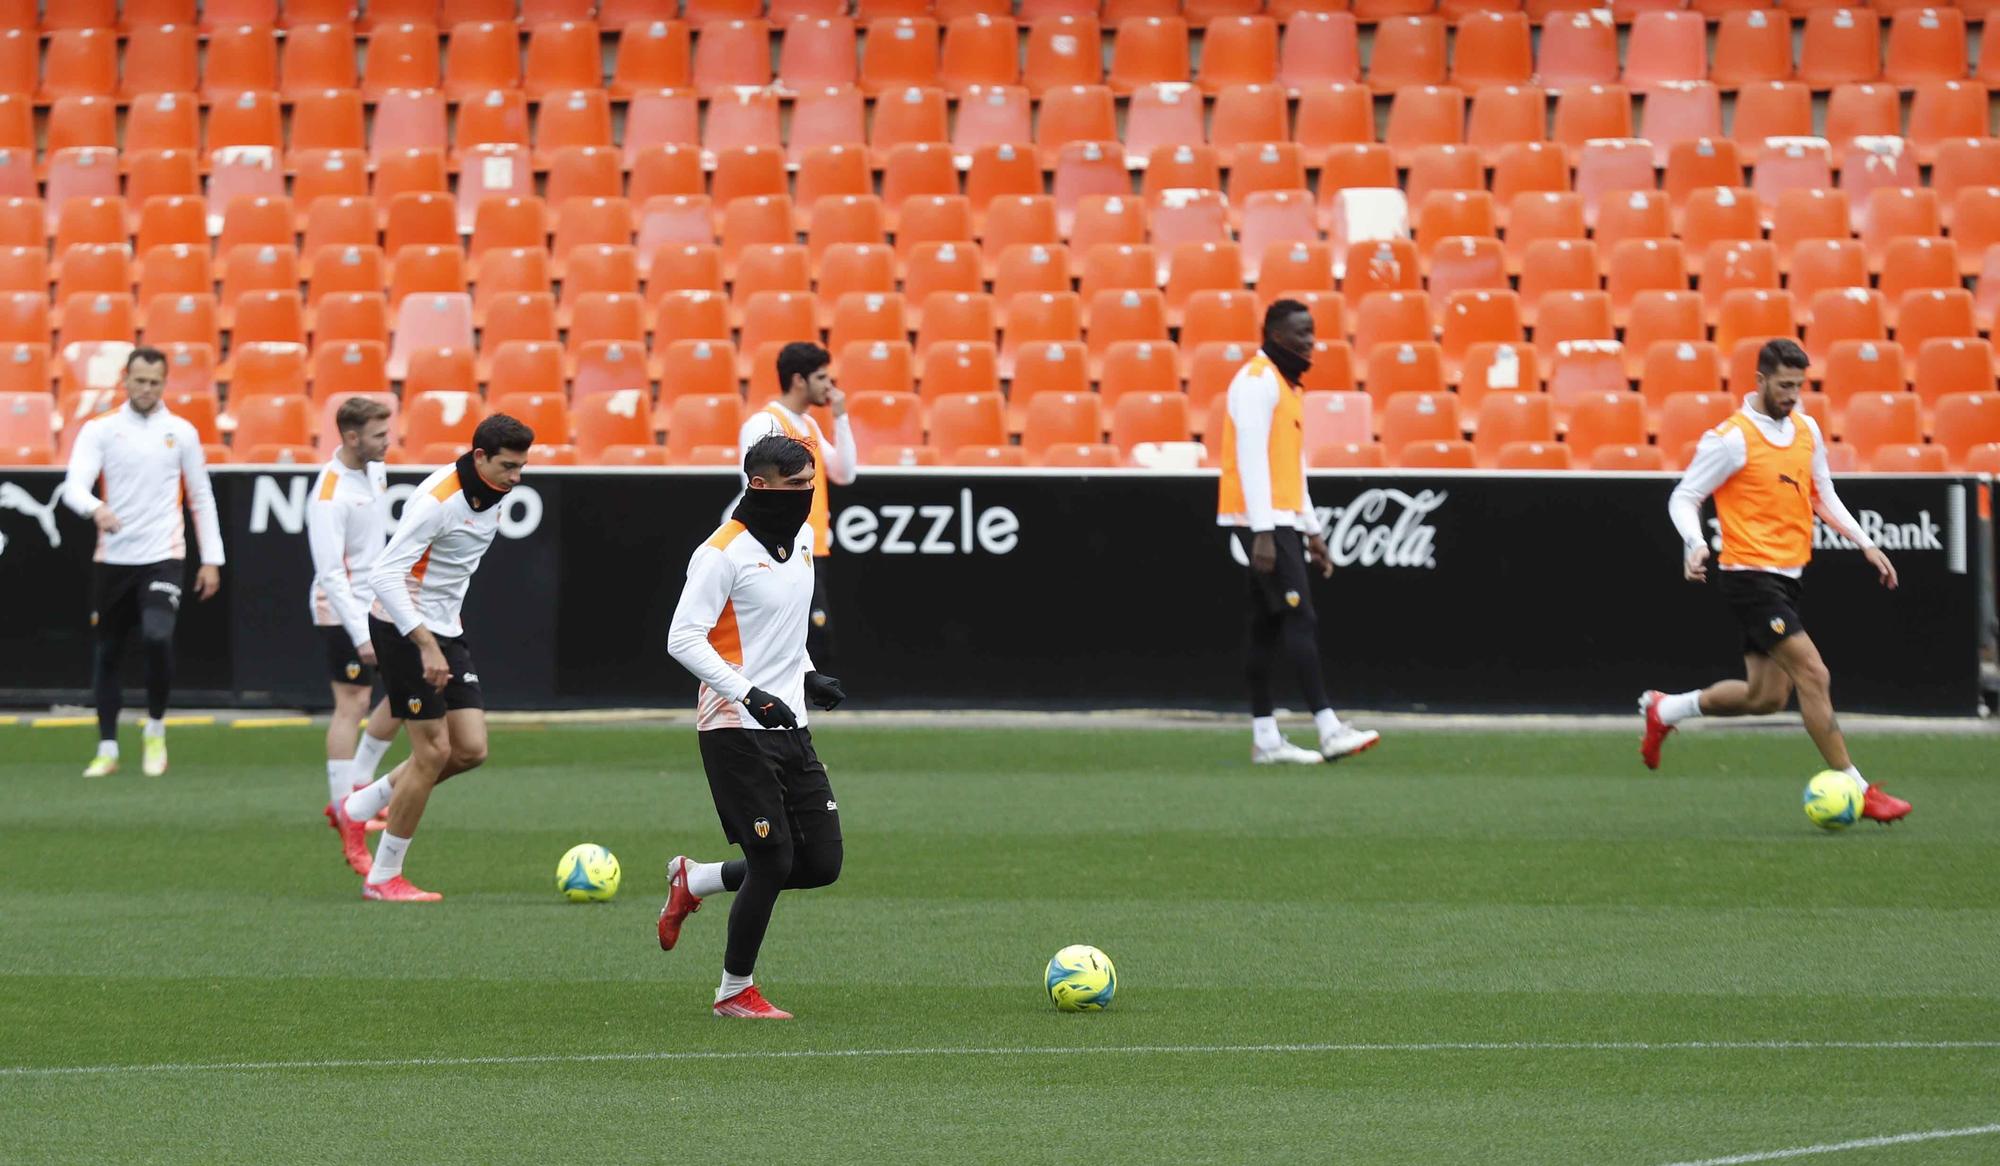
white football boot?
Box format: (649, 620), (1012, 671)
(1320, 726), (1381, 762)
(1252, 740), (1326, 765)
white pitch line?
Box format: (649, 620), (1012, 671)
(1657, 1122), (2000, 1166)
(2, 1039), (1997, 1081)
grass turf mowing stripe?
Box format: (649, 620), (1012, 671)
(1656, 1122), (2000, 1165)
(8, 1039), (2000, 1079)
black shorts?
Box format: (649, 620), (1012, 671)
(1717, 569), (1805, 655)
(1227, 528), (1316, 619)
(369, 614), (483, 720)
(320, 624), (376, 687)
(698, 727), (842, 850)
(92, 560), (183, 640)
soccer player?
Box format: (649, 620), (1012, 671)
(734, 342), (855, 665)
(308, 397), (400, 862)
(1639, 339), (1912, 823)
(658, 434), (848, 1020)
(61, 346), (223, 778)
(1215, 300), (1379, 766)
(326, 415), (534, 900)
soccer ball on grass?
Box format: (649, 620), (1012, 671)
(1046, 944), (1117, 1012)
(556, 843), (621, 902)
(1802, 771), (1864, 830)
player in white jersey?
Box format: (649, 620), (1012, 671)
(61, 347), (224, 779)
(308, 397), (402, 869)
(733, 342), (856, 665)
(658, 434), (847, 1020)
(325, 415), (533, 902)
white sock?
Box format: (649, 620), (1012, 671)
(142, 718), (165, 740)
(1251, 715), (1283, 751)
(96, 739), (119, 760)
(716, 971), (753, 1003)
(344, 775), (393, 823)
(1313, 708), (1345, 738)
(366, 832), (411, 885)
(350, 732), (393, 788)
(1660, 690), (1704, 726)
(687, 860), (728, 898)
(326, 759), (351, 805)
(1844, 764), (1868, 792)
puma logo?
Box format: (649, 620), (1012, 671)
(0, 482), (64, 557)
(1777, 472), (1801, 496)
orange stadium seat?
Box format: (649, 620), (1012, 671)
(938, 16), (1019, 95)
(1379, 390), (1460, 454)
(1537, 9), (1619, 89)
(655, 340), (737, 404)
(1819, 340), (1906, 425)
(1841, 391), (1922, 462)
(1022, 16), (1102, 97)
(664, 394), (747, 460)
(574, 341), (653, 405)
(1912, 338), (1996, 411)
(1932, 391), (2000, 467)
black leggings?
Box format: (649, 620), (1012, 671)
(1245, 607), (1328, 719)
(93, 603), (176, 740)
(719, 837), (843, 977)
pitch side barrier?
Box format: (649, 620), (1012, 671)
(0, 468), (1989, 715)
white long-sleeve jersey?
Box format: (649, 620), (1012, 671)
(1216, 356), (1316, 531)
(62, 402), (224, 566)
(367, 457), (507, 639)
(1668, 393), (1873, 579)
(667, 519), (817, 732)
(306, 455), (389, 647)
(735, 403), (856, 487)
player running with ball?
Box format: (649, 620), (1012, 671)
(658, 434), (847, 1020)
(1638, 339), (1911, 823)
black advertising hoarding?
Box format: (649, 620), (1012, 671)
(0, 467), (1988, 715)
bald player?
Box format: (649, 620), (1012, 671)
(1639, 338), (1912, 823)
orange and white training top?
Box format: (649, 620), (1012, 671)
(1669, 393), (1873, 578)
(306, 455), (388, 647)
(667, 518), (817, 731)
(61, 402), (224, 566)
(1216, 350), (1315, 531)
(368, 456), (509, 639)
(734, 402), (856, 557)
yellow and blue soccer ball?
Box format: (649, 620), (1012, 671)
(1046, 944), (1117, 1012)
(556, 844), (621, 902)
(1802, 770), (1864, 830)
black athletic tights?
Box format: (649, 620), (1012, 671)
(1245, 606), (1328, 719)
(93, 607), (175, 741)
(718, 838), (843, 977)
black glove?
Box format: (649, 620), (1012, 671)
(742, 687), (798, 729)
(804, 671), (846, 711)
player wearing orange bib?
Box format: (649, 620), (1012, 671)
(1639, 340), (1911, 822)
(734, 342), (856, 667)
(1216, 300), (1379, 765)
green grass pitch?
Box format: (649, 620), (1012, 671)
(3, 723), (1998, 1164)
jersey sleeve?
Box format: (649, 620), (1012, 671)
(366, 489), (448, 636)
(823, 413), (858, 484)
(1668, 425), (1746, 551)
(178, 427), (225, 566)
(1226, 367), (1280, 531)
(307, 489), (369, 645)
(61, 418), (106, 517)
(1805, 415), (1873, 548)
(666, 546), (752, 703)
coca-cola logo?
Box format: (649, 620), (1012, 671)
(1317, 488), (1444, 569)
(1230, 488), (1444, 569)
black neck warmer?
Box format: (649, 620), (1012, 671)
(733, 488), (814, 560)
(455, 453), (510, 513)
(1263, 342), (1312, 387)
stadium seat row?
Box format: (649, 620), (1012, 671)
(11, 8), (2000, 105)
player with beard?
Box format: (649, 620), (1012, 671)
(1639, 339), (1912, 823)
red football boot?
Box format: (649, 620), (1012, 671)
(324, 799), (373, 876)
(1638, 690), (1674, 771)
(713, 985), (792, 1019)
(361, 875), (442, 902)
(1862, 784), (1913, 824)
(658, 855), (702, 951)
